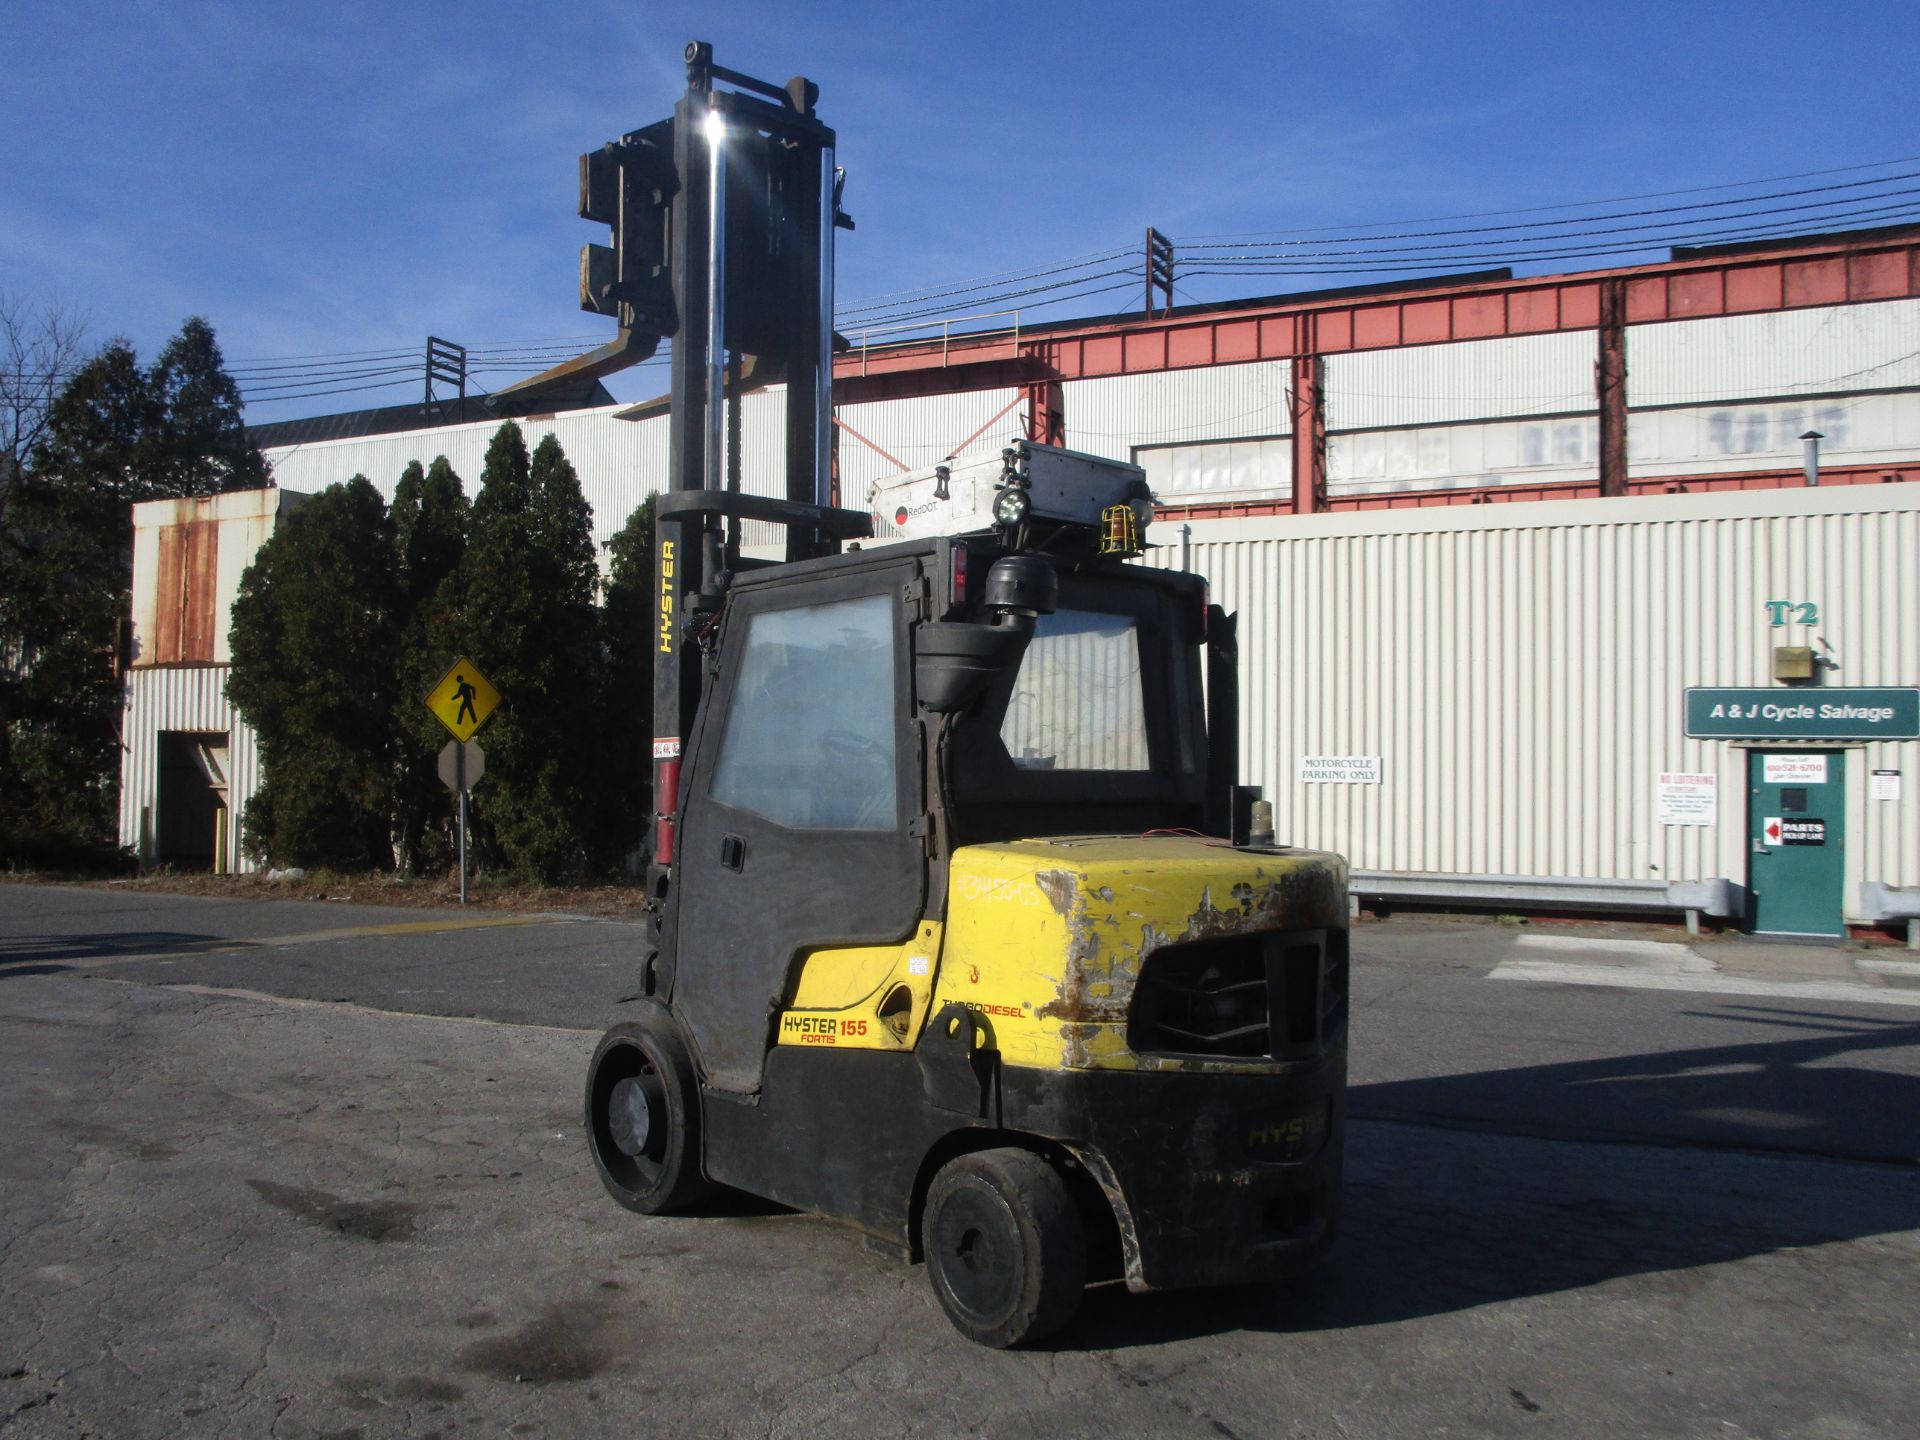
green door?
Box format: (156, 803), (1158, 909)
(1746, 750), (1846, 938)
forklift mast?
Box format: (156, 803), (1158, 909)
(621, 43), (867, 887)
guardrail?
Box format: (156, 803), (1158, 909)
(1860, 883), (1920, 950)
(1349, 871), (1740, 936)
(846, 310), (1022, 376)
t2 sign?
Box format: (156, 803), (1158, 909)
(1765, 600), (1819, 627)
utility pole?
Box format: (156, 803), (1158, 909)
(425, 336), (467, 422)
(1145, 228), (1174, 319)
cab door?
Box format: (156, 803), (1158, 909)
(667, 564), (924, 1094)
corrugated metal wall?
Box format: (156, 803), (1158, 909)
(1627, 298), (1920, 408)
(263, 401), (674, 550)
(119, 665), (262, 874)
(1063, 360), (1294, 460)
(1146, 484), (1920, 916)
(1326, 330), (1596, 431)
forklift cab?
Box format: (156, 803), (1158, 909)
(665, 538), (1212, 1096)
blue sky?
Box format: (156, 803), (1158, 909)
(5, 1), (1917, 422)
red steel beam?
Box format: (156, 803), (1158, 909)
(834, 232), (1920, 392)
(1150, 462), (1920, 524)
(1289, 350), (1324, 515)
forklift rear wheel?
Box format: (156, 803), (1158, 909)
(923, 1148), (1086, 1347)
(585, 1009), (713, 1214)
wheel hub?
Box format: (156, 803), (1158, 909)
(608, 1072), (664, 1158)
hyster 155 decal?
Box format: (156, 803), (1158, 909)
(780, 1014), (868, 1045)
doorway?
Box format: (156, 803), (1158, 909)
(156, 730), (231, 872)
(1745, 750), (1845, 938)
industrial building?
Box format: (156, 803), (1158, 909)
(118, 487), (304, 873)
(126, 225), (1919, 936)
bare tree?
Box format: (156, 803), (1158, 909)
(1, 293), (91, 485)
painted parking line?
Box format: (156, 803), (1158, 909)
(1487, 934), (1920, 1010)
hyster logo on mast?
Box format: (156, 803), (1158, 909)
(658, 539), (676, 655)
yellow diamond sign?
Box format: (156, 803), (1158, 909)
(425, 657), (501, 742)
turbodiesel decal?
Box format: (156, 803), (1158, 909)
(962, 1000), (1025, 1019)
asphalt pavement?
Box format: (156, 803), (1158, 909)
(3, 880), (1918, 1438)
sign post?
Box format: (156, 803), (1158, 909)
(426, 658), (501, 904)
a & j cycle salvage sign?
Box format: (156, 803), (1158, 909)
(1684, 687), (1920, 740)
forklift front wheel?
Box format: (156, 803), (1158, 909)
(923, 1148), (1086, 1348)
(584, 1010), (713, 1214)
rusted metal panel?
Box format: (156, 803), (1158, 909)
(1291, 354), (1323, 514)
(150, 519), (218, 664)
(1597, 281), (1628, 497)
(131, 489), (291, 668)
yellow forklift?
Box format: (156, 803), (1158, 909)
(541, 44), (1349, 1346)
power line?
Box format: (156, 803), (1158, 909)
(1183, 183), (1920, 264)
(835, 246), (1133, 318)
(1181, 200), (1920, 278)
(1177, 154), (1920, 242)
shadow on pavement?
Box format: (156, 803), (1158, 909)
(0, 931), (243, 976)
(1352, 1005), (1920, 1165)
(1055, 1007), (1920, 1352)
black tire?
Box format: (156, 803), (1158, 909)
(584, 1006), (713, 1214)
(923, 1148), (1086, 1348)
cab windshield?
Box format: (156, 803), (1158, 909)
(945, 572), (1207, 840)
(1000, 609), (1151, 771)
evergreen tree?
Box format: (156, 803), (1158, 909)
(227, 477), (399, 868)
(449, 424), (602, 882)
(597, 494), (657, 866)
(147, 318), (269, 497)
(1, 317), (269, 863)
(390, 456), (470, 873)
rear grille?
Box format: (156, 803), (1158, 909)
(1127, 929), (1348, 1061)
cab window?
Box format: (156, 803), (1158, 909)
(999, 609), (1150, 771)
(710, 593), (898, 829)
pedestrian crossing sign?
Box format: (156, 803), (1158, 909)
(425, 657), (501, 742)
